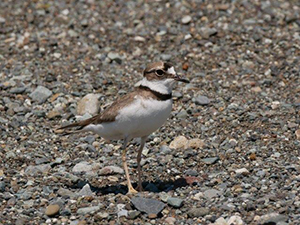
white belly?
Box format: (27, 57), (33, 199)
(85, 97), (172, 140)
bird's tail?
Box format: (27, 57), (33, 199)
(55, 115), (96, 135)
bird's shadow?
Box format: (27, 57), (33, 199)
(70, 178), (192, 195)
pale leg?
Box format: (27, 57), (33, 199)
(137, 136), (147, 191)
(122, 137), (138, 194)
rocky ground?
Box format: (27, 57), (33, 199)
(1, 0), (300, 224)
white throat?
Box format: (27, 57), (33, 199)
(135, 78), (175, 94)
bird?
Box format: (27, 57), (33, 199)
(58, 61), (189, 194)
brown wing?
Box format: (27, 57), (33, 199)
(58, 91), (137, 131)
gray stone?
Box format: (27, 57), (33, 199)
(29, 86), (52, 104)
(107, 52), (122, 63)
(97, 212), (109, 219)
(0, 181), (5, 192)
(181, 15), (192, 24)
(195, 95), (210, 105)
(199, 27), (217, 39)
(99, 166), (124, 175)
(77, 94), (100, 116)
(161, 54), (172, 61)
(131, 197), (165, 215)
(160, 145), (171, 155)
(201, 157), (219, 165)
(57, 188), (75, 198)
(9, 86), (26, 94)
(77, 184), (93, 196)
(260, 213), (288, 224)
(127, 210), (140, 219)
(187, 207), (209, 217)
(25, 164), (51, 175)
(167, 197), (184, 208)
(77, 206), (101, 215)
(203, 189), (220, 199)
(72, 161), (93, 173)
(185, 169), (198, 176)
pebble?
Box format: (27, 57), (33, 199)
(45, 204), (60, 216)
(295, 129), (300, 140)
(77, 184), (93, 196)
(131, 197), (165, 215)
(77, 94), (100, 116)
(165, 217), (176, 224)
(203, 189), (220, 199)
(72, 161), (93, 173)
(187, 207), (209, 217)
(181, 15), (192, 24)
(127, 210), (140, 219)
(29, 86), (52, 104)
(188, 138), (204, 149)
(235, 168), (250, 175)
(169, 136), (188, 149)
(77, 206), (101, 215)
(167, 197), (183, 208)
(259, 213), (288, 224)
(201, 157), (219, 165)
(25, 164), (51, 175)
(97, 212), (109, 219)
(199, 27), (217, 39)
(195, 95), (210, 105)
(99, 166), (124, 175)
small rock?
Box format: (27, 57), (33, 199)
(127, 210), (140, 219)
(167, 197), (183, 208)
(201, 157), (219, 165)
(195, 95), (210, 105)
(131, 197), (165, 215)
(295, 129), (300, 140)
(251, 86), (262, 93)
(169, 136), (188, 149)
(203, 189), (220, 199)
(47, 109), (61, 119)
(181, 15), (192, 24)
(227, 215), (244, 225)
(99, 166), (124, 175)
(97, 212), (109, 219)
(77, 94), (100, 116)
(45, 204), (60, 216)
(235, 168), (250, 175)
(199, 27), (217, 39)
(77, 184), (93, 196)
(72, 161), (93, 173)
(165, 217), (176, 224)
(187, 207), (209, 217)
(77, 206), (101, 215)
(188, 138), (204, 149)
(161, 54), (172, 61)
(9, 86), (26, 94)
(160, 145), (171, 154)
(107, 52), (122, 64)
(29, 86), (52, 104)
(25, 164), (51, 175)
(259, 213), (288, 224)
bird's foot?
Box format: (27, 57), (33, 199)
(127, 187), (138, 195)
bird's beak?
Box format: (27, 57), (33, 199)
(173, 74), (190, 83)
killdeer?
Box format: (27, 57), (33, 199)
(58, 61), (189, 194)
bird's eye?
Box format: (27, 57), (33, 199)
(155, 70), (164, 76)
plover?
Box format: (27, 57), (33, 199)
(58, 61), (189, 194)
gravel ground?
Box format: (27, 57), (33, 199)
(1, 0), (300, 224)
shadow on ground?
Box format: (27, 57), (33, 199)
(69, 178), (191, 195)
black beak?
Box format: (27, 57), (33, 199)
(174, 74), (190, 83)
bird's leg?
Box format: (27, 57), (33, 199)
(137, 136), (147, 191)
(122, 138), (138, 194)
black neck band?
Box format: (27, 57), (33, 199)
(139, 85), (172, 101)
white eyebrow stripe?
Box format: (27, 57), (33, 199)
(167, 66), (176, 75)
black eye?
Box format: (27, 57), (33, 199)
(155, 70), (164, 76)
